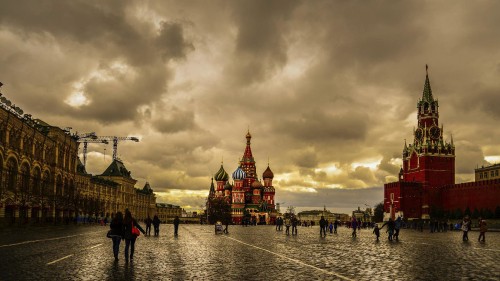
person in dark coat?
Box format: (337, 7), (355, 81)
(373, 224), (380, 241)
(351, 217), (358, 238)
(109, 212), (124, 261)
(123, 209), (145, 263)
(319, 216), (327, 237)
(173, 216), (180, 236)
(291, 216), (298, 235)
(152, 215), (161, 236)
(381, 218), (395, 241)
(145, 216), (152, 236)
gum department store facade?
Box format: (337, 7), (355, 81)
(0, 89), (162, 225)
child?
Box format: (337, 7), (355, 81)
(373, 224), (380, 241)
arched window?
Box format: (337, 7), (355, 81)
(6, 158), (18, 192)
(20, 163), (30, 194)
(0, 155), (3, 192)
(42, 171), (51, 197)
(56, 175), (63, 196)
(33, 167), (41, 196)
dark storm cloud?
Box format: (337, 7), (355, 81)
(156, 21), (195, 60)
(275, 110), (368, 143)
(224, 0), (299, 86)
(291, 147), (318, 168)
(152, 106), (196, 134)
(0, 0), (195, 124)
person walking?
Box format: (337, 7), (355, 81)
(478, 219), (487, 242)
(123, 209), (146, 263)
(223, 217), (229, 234)
(351, 217), (358, 238)
(461, 216), (470, 241)
(329, 222), (334, 234)
(381, 218), (395, 241)
(145, 215), (152, 236)
(285, 217), (291, 235)
(373, 224), (380, 241)
(333, 220), (338, 234)
(173, 216), (180, 236)
(152, 215), (160, 236)
(319, 216), (327, 237)
(291, 216), (298, 235)
(394, 216), (402, 241)
(109, 212), (124, 261)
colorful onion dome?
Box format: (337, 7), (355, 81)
(263, 165), (274, 179)
(252, 180), (263, 188)
(224, 181), (232, 190)
(232, 166), (246, 180)
(214, 165), (229, 181)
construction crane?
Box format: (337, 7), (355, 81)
(89, 136), (140, 160)
(77, 138), (109, 167)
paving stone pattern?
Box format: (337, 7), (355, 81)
(0, 224), (499, 280)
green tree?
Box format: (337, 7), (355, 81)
(472, 208), (480, 219)
(373, 202), (384, 222)
(207, 197), (231, 224)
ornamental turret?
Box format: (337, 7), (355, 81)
(214, 164), (228, 196)
(241, 130), (257, 187)
(263, 165), (274, 187)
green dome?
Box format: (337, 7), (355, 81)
(214, 165), (229, 181)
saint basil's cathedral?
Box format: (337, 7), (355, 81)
(207, 131), (277, 224)
(384, 66), (500, 221)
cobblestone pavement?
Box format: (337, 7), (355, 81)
(0, 224), (499, 281)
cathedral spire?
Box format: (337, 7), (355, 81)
(209, 177), (215, 197)
(422, 64), (434, 102)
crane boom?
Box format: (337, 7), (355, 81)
(88, 136), (139, 160)
(77, 138), (108, 167)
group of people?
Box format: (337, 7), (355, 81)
(282, 216), (298, 235)
(319, 216), (339, 236)
(108, 210), (181, 262)
(144, 215), (161, 236)
(461, 216), (488, 242)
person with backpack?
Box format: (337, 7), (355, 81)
(123, 209), (145, 263)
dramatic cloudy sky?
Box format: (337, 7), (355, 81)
(1, 1), (499, 214)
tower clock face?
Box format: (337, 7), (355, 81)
(415, 128), (423, 142)
(430, 126), (440, 140)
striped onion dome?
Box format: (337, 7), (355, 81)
(232, 166), (246, 180)
(224, 181), (232, 190)
(214, 165), (229, 181)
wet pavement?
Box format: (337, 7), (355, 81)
(0, 224), (499, 280)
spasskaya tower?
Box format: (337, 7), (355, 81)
(401, 65), (455, 188)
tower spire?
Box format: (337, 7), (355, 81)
(422, 64), (434, 102)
